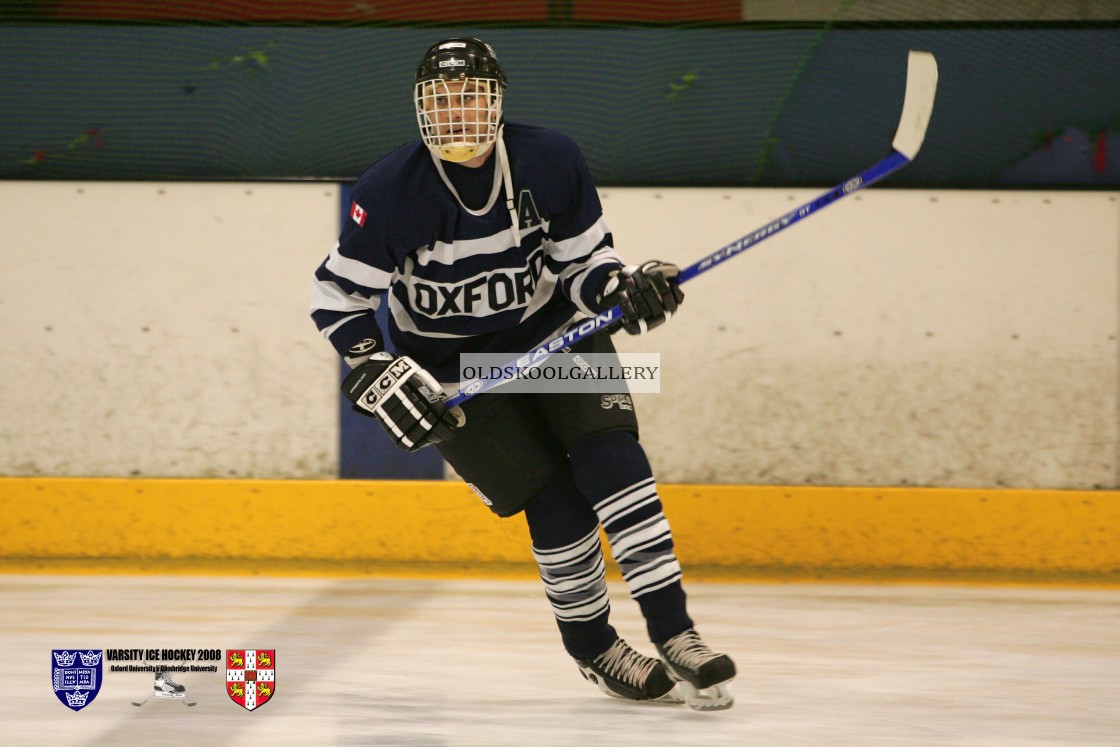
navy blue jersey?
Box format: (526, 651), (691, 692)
(311, 123), (623, 391)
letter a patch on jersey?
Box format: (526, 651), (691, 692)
(517, 189), (542, 231)
(349, 201), (367, 227)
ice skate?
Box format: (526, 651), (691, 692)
(575, 638), (684, 705)
(155, 671), (186, 695)
(133, 671), (196, 707)
(656, 629), (736, 711)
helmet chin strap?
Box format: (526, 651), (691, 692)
(495, 126), (521, 249)
(431, 125), (521, 249)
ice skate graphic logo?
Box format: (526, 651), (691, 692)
(51, 649), (102, 711)
(226, 649), (276, 711)
(132, 671), (197, 708)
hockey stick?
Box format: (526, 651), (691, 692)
(447, 50), (937, 406)
(132, 690), (198, 707)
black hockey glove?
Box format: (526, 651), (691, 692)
(342, 352), (465, 453)
(598, 261), (685, 335)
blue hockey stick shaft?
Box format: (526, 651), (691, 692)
(677, 151), (909, 283)
(445, 50), (937, 406)
(446, 150), (913, 406)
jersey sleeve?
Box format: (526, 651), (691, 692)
(309, 195), (397, 358)
(542, 139), (624, 317)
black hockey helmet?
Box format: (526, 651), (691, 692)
(416, 38), (507, 89)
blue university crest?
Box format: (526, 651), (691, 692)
(51, 650), (102, 711)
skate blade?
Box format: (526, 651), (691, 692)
(677, 681), (734, 711)
(602, 687), (684, 705)
(649, 685), (685, 705)
(582, 669), (685, 705)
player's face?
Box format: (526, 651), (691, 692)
(420, 79), (498, 145)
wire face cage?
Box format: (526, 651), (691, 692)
(414, 77), (504, 163)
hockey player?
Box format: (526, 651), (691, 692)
(310, 37), (735, 710)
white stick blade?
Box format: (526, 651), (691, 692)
(891, 50), (938, 160)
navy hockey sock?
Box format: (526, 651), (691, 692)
(568, 430), (693, 644)
(524, 467), (618, 660)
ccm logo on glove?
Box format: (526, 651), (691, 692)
(343, 352), (465, 452)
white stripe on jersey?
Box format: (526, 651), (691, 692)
(518, 270), (558, 320)
(417, 222), (547, 267)
(325, 240), (394, 289)
(309, 277), (382, 314)
(406, 263), (556, 320)
(388, 292), (473, 339)
(562, 246), (624, 317)
(548, 215), (610, 262)
(388, 270), (561, 337)
(319, 311), (372, 340)
(393, 246), (556, 325)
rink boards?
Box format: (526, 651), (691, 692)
(2, 478), (1117, 585)
(2, 183), (1119, 586)
(2, 184), (1118, 490)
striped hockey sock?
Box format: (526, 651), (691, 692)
(533, 527), (611, 628)
(569, 430), (693, 643)
(525, 468), (618, 659)
(595, 477), (683, 596)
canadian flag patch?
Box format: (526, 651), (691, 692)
(349, 201), (367, 227)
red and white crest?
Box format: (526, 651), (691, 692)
(226, 649), (275, 711)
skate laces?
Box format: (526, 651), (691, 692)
(661, 629), (722, 670)
(595, 639), (659, 688)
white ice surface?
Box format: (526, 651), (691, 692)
(3, 576), (1118, 746)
